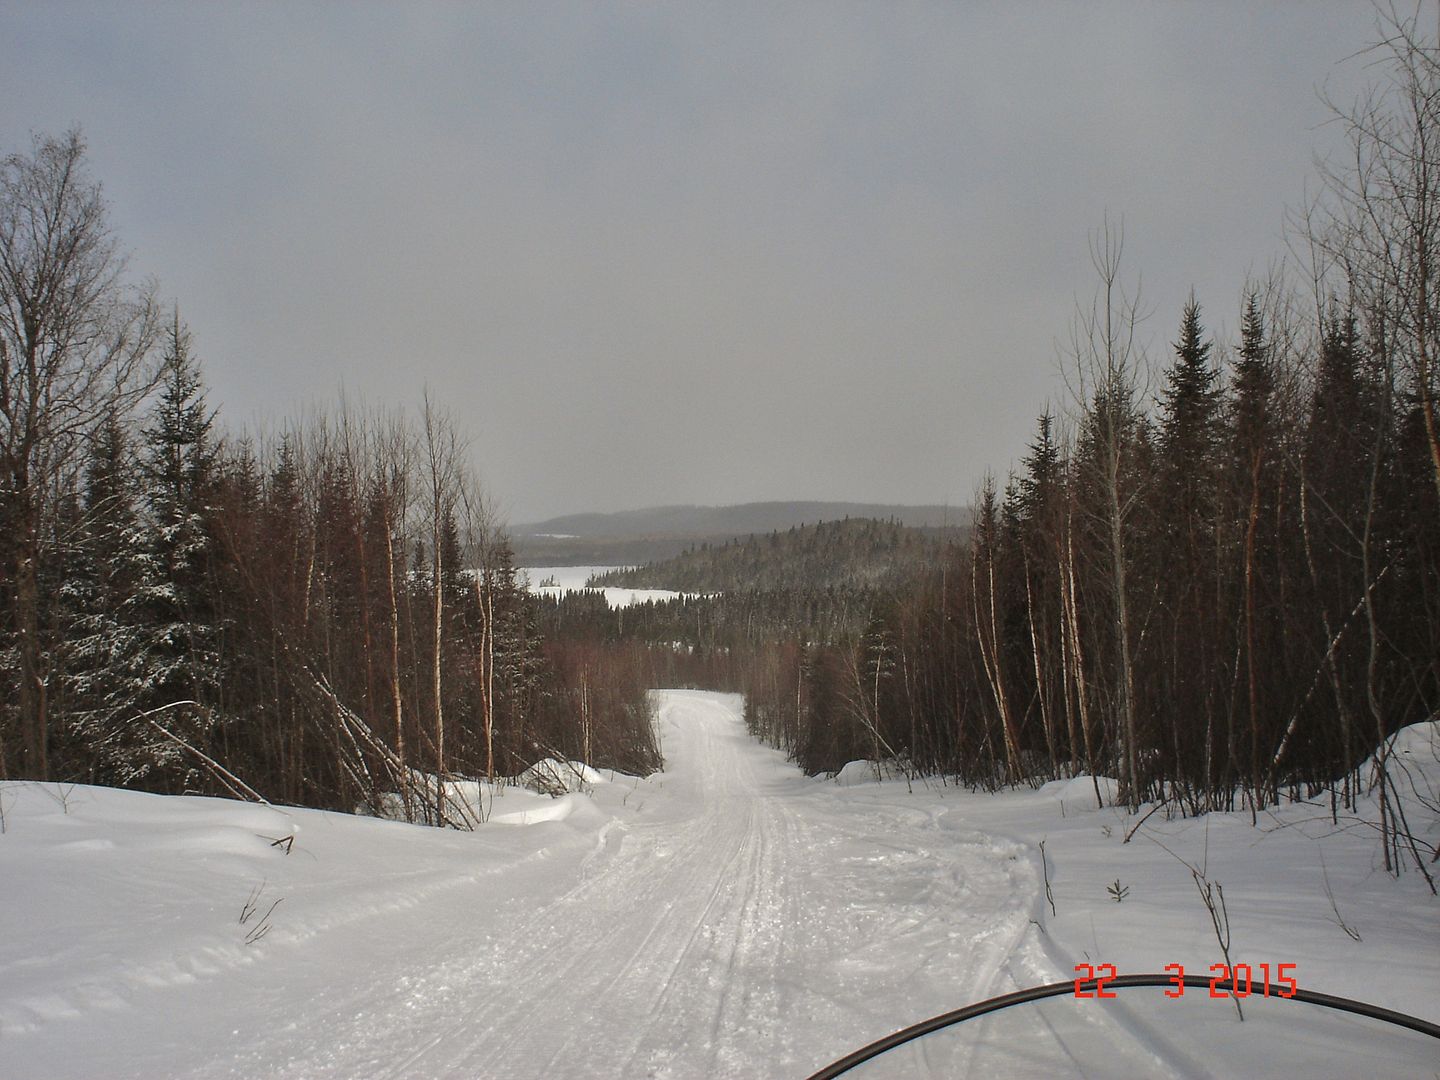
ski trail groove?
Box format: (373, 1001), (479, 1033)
(256, 691), (1051, 1079)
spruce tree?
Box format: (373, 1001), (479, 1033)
(487, 535), (545, 774)
(58, 413), (171, 784)
(138, 315), (221, 785)
(1159, 298), (1221, 525)
(1014, 410), (1066, 776)
(1232, 294), (1275, 484)
(1017, 410), (1061, 528)
(1227, 293), (1284, 810)
(1150, 300), (1223, 797)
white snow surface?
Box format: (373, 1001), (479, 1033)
(2, 691), (1437, 1078)
(521, 565), (687, 608)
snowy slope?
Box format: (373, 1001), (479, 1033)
(2, 692), (1436, 1078)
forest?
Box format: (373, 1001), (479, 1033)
(1, 11), (1435, 885)
(585, 517), (954, 593)
(730, 15), (1440, 885)
(557, 15), (1439, 883)
(0, 133), (657, 824)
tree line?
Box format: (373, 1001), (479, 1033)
(586, 517), (953, 594)
(742, 11), (1438, 882)
(4, 10), (1436, 872)
(0, 131), (657, 825)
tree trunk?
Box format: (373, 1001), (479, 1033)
(1243, 448), (1263, 819)
(431, 526), (444, 822)
(1024, 556), (1058, 778)
(383, 514), (409, 817)
(1107, 436), (1141, 810)
(16, 532), (48, 780)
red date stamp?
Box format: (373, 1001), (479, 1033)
(1073, 962), (1298, 999)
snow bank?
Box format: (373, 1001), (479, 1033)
(803, 736), (1439, 1077)
(2, 696), (1436, 1079)
(0, 758), (659, 1078)
(487, 792), (582, 826)
(519, 757), (606, 796)
(368, 759), (613, 825)
(1037, 773), (1118, 814)
(1388, 717), (1439, 766)
(832, 758), (909, 786)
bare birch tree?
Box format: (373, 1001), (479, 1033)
(1314, 2), (1440, 509)
(1065, 219), (1149, 810)
(0, 130), (158, 779)
(421, 391), (462, 820)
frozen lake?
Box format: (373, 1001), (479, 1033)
(521, 565), (689, 608)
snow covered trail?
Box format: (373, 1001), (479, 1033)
(389, 691), (1041, 1078)
(216, 690), (1050, 1079)
(5, 691), (1437, 1078)
(0, 691), (1051, 1078)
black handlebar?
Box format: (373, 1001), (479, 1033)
(806, 973), (1440, 1079)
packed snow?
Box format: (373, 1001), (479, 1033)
(521, 565), (687, 609)
(2, 692), (1436, 1078)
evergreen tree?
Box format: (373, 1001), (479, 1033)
(1299, 303), (1381, 798)
(265, 434), (308, 617)
(1226, 293), (1288, 810)
(137, 315), (220, 784)
(1159, 298), (1222, 525)
(1232, 294), (1276, 486)
(438, 506), (466, 600)
(57, 413), (171, 784)
(1017, 410), (1062, 527)
(1014, 410), (1066, 776)
(1306, 304), (1373, 559)
(1151, 300), (1223, 798)
(485, 535), (546, 776)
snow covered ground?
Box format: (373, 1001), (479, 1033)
(521, 565), (687, 609)
(2, 691), (1436, 1078)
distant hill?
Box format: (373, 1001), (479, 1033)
(586, 518), (955, 593)
(511, 501), (966, 566)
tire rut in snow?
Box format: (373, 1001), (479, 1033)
(257, 692), (1047, 1080)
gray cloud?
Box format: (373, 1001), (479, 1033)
(0, 2), (1379, 522)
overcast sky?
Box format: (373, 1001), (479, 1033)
(1, 2), (1386, 524)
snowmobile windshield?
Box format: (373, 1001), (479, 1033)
(808, 974), (1440, 1079)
